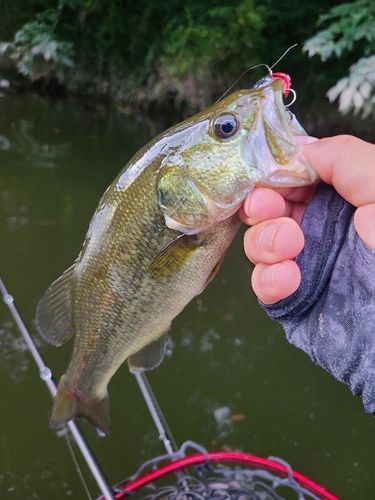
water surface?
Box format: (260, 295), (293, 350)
(0, 92), (374, 499)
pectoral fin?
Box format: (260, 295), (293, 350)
(200, 254), (226, 293)
(127, 329), (170, 372)
(148, 234), (203, 281)
(36, 265), (75, 346)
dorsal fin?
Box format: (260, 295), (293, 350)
(36, 265), (75, 346)
(127, 329), (170, 372)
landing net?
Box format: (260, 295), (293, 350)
(99, 442), (338, 500)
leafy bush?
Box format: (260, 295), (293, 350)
(149, 0), (265, 110)
(303, 0), (375, 116)
(162, 1), (264, 76)
(0, 8), (74, 81)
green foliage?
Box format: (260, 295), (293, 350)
(326, 55), (375, 117)
(162, 1), (264, 77)
(0, 8), (74, 80)
(304, 0), (375, 117)
(152, 0), (265, 110)
(0, 0), (361, 116)
(304, 0), (375, 61)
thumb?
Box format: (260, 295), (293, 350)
(297, 135), (375, 208)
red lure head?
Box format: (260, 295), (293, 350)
(271, 72), (292, 98)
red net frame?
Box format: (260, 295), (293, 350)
(104, 450), (339, 500)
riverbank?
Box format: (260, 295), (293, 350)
(1, 61), (373, 143)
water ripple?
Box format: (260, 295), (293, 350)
(0, 320), (30, 381)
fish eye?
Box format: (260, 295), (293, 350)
(214, 114), (239, 139)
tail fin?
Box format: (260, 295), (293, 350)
(50, 375), (111, 435)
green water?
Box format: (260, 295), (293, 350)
(0, 92), (374, 500)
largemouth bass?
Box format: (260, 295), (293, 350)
(36, 76), (318, 434)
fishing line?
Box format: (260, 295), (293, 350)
(63, 428), (93, 500)
(217, 43), (298, 101)
(48, 245), (80, 280)
(269, 43), (298, 71)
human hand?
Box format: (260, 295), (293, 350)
(240, 135), (375, 305)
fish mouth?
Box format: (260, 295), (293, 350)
(244, 78), (319, 188)
(157, 77), (319, 236)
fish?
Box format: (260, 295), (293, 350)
(36, 75), (318, 435)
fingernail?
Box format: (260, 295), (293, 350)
(262, 264), (279, 288)
(243, 191), (254, 217)
(258, 223), (281, 252)
(294, 136), (319, 146)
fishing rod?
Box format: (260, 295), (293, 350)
(132, 371), (178, 456)
(0, 277), (116, 500)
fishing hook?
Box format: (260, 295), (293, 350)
(283, 87), (297, 108)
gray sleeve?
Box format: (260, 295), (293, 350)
(263, 183), (375, 414)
